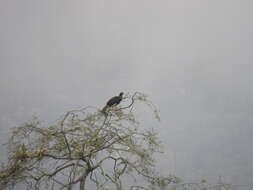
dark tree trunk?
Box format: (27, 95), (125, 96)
(79, 171), (88, 190)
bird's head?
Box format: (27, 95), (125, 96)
(119, 92), (124, 96)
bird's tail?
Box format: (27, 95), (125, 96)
(101, 105), (108, 114)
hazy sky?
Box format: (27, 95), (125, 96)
(1, 0), (253, 189)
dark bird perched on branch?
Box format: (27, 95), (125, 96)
(102, 92), (124, 113)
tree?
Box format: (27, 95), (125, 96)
(0, 92), (233, 190)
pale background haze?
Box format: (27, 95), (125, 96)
(1, 0), (253, 189)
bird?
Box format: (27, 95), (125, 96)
(102, 92), (124, 113)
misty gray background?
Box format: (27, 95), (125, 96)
(1, 0), (253, 189)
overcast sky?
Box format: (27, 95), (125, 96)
(1, 0), (253, 189)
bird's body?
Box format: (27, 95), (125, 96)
(102, 92), (123, 113)
(106, 94), (123, 107)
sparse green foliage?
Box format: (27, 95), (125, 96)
(0, 92), (233, 190)
(0, 92), (164, 190)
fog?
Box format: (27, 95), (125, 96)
(1, 0), (253, 189)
